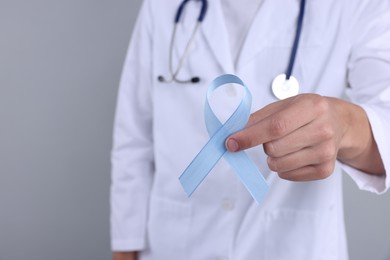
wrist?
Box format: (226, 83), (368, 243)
(333, 98), (369, 160)
(330, 98), (384, 175)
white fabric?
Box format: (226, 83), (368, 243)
(111, 0), (390, 259)
(221, 0), (263, 65)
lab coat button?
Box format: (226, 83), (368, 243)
(222, 199), (235, 211)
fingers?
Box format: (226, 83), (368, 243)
(267, 141), (337, 174)
(276, 162), (336, 182)
(265, 118), (337, 181)
(263, 117), (334, 158)
(227, 94), (325, 152)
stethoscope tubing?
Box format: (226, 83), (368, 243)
(286, 0), (306, 80)
(159, 0), (306, 86)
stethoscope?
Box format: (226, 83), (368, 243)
(158, 0), (306, 100)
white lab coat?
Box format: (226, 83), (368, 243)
(111, 0), (390, 259)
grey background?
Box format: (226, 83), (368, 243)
(0, 1), (389, 260)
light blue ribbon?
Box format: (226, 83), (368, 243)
(179, 74), (269, 203)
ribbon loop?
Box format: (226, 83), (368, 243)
(179, 74), (269, 203)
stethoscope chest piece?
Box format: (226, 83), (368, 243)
(272, 74), (299, 100)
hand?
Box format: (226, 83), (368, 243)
(226, 94), (384, 181)
(112, 252), (138, 260)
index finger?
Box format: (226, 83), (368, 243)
(226, 95), (321, 152)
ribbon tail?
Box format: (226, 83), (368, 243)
(179, 134), (226, 197)
(224, 151), (269, 204)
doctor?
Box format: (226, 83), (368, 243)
(111, 0), (390, 259)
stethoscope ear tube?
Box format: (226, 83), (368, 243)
(175, 0), (188, 23)
(175, 0), (208, 23)
(161, 0), (207, 85)
(198, 0), (208, 22)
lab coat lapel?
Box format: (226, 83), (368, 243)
(200, 0), (234, 73)
(236, 0), (271, 70)
(237, 0), (306, 70)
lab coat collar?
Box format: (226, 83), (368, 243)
(199, 0), (273, 73)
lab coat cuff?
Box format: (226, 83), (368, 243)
(111, 238), (145, 252)
(340, 104), (389, 194)
(340, 162), (387, 194)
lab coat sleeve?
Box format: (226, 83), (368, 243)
(110, 0), (154, 251)
(343, 0), (390, 194)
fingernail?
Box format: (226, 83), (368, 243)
(226, 138), (239, 152)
